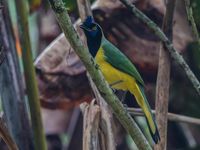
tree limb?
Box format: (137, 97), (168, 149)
(184, 0), (200, 45)
(77, 1), (116, 149)
(48, 0), (152, 149)
(119, 0), (200, 97)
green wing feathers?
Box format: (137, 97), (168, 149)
(102, 38), (145, 86)
(101, 38), (160, 143)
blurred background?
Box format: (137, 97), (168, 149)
(1, 0), (200, 149)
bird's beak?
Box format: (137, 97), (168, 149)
(80, 24), (85, 29)
(80, 24), (90, 31)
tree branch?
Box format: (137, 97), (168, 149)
(119, 0), (200, 97)
(127, 108), (200, 126)
(77, 1), (116, 149)
(48, 0), (152, 149)
(184, 0), (200, 45)
(155, 0), (176, 150)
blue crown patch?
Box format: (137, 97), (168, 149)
(83, 16), (94, 28)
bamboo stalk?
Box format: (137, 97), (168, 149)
(14, 0), (47, 149)
(0, 0), (34, 149)
(0, 14), (18, 150)
(48, 0), (152, 149)
(119, 0), (200, 97)
(155, 0), (176, 149)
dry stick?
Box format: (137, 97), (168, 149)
(120, 0), (200, 97)
(128, 108), (200, 126)
(80, 101), (100, 150)
(155, 0), (176, 150)
(77, 0), (93, 21)
(14, 0), (47, 149)
(184, 0), (200, 45)
(48, 0), (152, 149)
(87, 77), (116, 150)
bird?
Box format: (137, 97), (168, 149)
(80, 16), (160, 144)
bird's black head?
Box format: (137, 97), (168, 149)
(80, 16), (103, 57)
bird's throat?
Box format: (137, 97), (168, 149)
(87, 33), (102, 57)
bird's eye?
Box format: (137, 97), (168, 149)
(92, 26), (97, 30)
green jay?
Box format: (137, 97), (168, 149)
(80, 16), (160, 144)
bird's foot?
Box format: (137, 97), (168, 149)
(110, 80), (124, 87)
(111, 88), (116, 93)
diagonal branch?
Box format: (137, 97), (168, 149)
(119, 0), (200, 97)
(184, 0), (200, 45)
(48, 0), (152, 149)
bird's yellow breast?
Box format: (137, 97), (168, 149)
(95, 47), (157, 134)
(95, 47), (135, 90)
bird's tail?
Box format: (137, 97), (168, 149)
(129, 81), (160, 144)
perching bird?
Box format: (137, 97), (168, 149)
(80, 16), (160, 144)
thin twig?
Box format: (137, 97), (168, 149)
(119, 0), (200, 97)
(77, 0), (93, 21)
(155, 0), (176, 149)
(184, 0), (200, 45)
(48, 0), (152, 149)
(127, 108), (200, 126)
